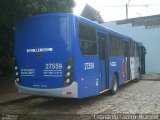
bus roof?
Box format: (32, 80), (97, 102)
(19, 13), (138, 43)
(73, 13), (137, 42)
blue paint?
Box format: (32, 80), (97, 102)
(14, 13), (143, 98)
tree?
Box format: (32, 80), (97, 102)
(0, 0), (75, 75)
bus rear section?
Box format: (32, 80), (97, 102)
(14, 14), (78, 98)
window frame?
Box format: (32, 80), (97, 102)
(78, 22), (97, 56)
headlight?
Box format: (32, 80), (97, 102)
(16, 72), (19, 76)
(15, 66), (18, 70)
(67, 65), (72, 70)
(66, 72), (71, 76)
(16, 78), (19, 82)
(66, 79), (70, 83)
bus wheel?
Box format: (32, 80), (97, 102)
(110, 74), (118, 95)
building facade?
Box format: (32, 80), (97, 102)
(102, 15), (160, 73)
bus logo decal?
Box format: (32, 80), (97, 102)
(110, 62), (117, 67)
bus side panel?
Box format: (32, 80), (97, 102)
(75, 57), (100, 98)
(74, 18), (99, 99)
(74, 39), (99, 98)
(108, 57), (126, 89)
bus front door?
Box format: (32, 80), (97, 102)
(97, 32), (109, 92)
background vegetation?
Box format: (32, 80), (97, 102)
(0, 0), (75, 75)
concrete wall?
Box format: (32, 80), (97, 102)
(102, 22), (160, 73)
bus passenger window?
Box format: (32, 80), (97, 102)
(79, 23), (97, 55)
(108, 34), (117, 56)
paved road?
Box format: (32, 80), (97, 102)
(0, 74), (160, 119)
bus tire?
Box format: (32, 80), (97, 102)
(110, 74), (118, 95)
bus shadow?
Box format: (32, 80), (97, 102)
(29, 94), (110, 113)
(30, 81), (137, 113)
(118, 80), (138, 91)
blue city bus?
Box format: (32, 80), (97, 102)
(14, 13), (146, 98)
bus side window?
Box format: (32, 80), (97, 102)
(135, 43), (139, 57)
(108, 34), (118, 56)
(79, 23), (97, 56)
(129, 41), (134, 57)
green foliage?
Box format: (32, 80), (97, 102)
(0, 0), (75, 23)
(0, 0), (75, 75)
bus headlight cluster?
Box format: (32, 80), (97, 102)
(64, 58), (73, 87)
(14, 65), (21, 84)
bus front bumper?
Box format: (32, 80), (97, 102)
(15, 81), (78, 98)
